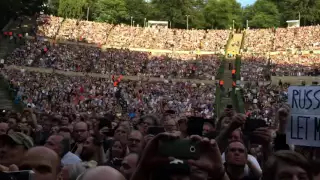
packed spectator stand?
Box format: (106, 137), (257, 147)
(3, 69), (216, 117)
(36, 15), (229, 51)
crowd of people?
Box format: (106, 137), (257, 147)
(35, 15), (320, 79)
(38, 16), (320, 53)
(241, 53), (320, 80)
(274, 26), (320, 51)
(0, 14), (320, 180)
(239, 52), (318, 129)
(244, 26), (320, 52)
(244, 29), (275, 53)
(0, 87), (318, 180)
(5, 40), (219, 80)
(37, 15), (229, 51)
(270, 54), (320, 76)
(3, 69), (216, 117)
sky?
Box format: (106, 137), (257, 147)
(237, 0), (256, 6)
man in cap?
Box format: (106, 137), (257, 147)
(0, 132), (34, 166)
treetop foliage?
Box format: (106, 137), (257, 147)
(1, 0), (320, 30)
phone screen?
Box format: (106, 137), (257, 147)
(243, 118), (267, 133)
(243, 117), (268, 144)
(187, 117), (205, 136)
(0, 171), (33, 180)
(147, 126), (165, 135)
(158, 139), (200, 160)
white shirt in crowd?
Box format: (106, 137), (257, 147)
(221, 152), (262, 175)
(61, 151), (82, 166)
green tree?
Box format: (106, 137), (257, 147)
(150, 0), (205, 29)
(84, 0), (98, 20)
(48, 0), (60, 15)
(204, 0), (242, 29)
(0, 0), (44, 28)
(244, 0), (280, 28)
(124, 0), (148, 26)
(190, 0), (207, 29)
(92, 0), (128, 24)
(273, 0), (320, 26)
(58, 0), (87, 18)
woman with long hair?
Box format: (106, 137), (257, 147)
(105, 140), (127, 170)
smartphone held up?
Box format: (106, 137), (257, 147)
(0, 170), (34, 180)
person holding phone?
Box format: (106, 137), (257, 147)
(177, 118), (188, 138)
(224, 141), (260, 180)
(164, 119), (178, 133)
(105, 140), (127, 170)
(221, 131), (262, 179)
(131, 133), (228, 180)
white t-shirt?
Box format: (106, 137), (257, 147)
(61, 151), (81, 166)
(221, 153), (261, 175)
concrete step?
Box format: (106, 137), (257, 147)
(0, 17), (35, 112)
(226, 33), (243, 59)
(0, 90), (13, 110)
(221, 97), (233, 112)
(0, 38), (20, 60)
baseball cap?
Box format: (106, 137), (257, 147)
(0, 132), (34, 149)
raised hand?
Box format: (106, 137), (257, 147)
(229, 113), (246, 131)
(188, 135), (225, 179)
(277, 107), (289, 134)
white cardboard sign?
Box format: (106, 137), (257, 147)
(287, 86), (320, 147)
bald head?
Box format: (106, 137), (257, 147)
(20, 147), (60, 180)
(74, 121), (88, 129)
(45, 134), (70, 157)
(80, 166), (126, 180)
(23, 146), (60, 162)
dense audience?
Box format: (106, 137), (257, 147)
(5, 40), (220, 80)
(240, 54), (267, 82)
(245, 26), (320, 52)
(241, 53), (320, 79)
(36, 15), (229, 51)
(270, 54), (320, 76)
(0, 73), (318, 180)
(38, 16), (320, 53)
(3, 69), (216, 117)
(240, 54), (318, 135)
(274, 26), (320, 51)
(244, 29), (274, 52)
(37, 15), (63, 38)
